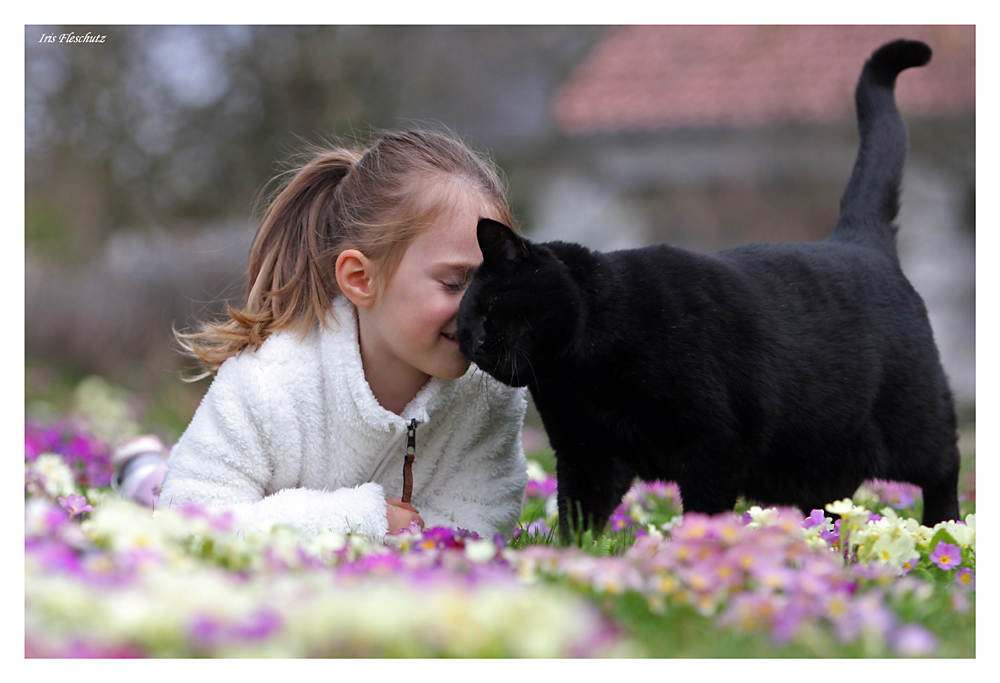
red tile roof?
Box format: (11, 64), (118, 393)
(554, 25), (975, 134)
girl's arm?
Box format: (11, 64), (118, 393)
(158, 357), (390, 539)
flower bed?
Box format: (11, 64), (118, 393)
(24, 385), (975, 658)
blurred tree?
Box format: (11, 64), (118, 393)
(25, 25), (603, 409)
(25, 25), (603, 261)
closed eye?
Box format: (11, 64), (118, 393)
(442, 281), (467, 294)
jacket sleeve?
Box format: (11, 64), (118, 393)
(417, 383), (529, 538)
(158, 353), (389, 539)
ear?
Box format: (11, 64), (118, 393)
(477, 218), (529, 264)
(336, 249), (376, 308)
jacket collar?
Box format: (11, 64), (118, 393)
(322, 296), (460, 432)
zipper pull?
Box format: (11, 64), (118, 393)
(401, 418), (417, 504)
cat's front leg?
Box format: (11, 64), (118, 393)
(675, 449), (741, 517)
(555, 450), (634, 542)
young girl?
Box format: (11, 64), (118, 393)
(118, 130), (529, 540)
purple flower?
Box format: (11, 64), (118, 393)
(832, 593), (895, 643)
(25, 435), (41, 462)
(420, 527), (465, 549)
(771, 601), (810, 644)
(25, 498), (70, 537)
(892, 624), (937, 657)
(233, 609), (282, 640)
(896, 492), (915, 508)
(25, 539), (84, 575)
(356, 553), (404, 575)
(57, 493), (93, 517)
(642, 480), (680, 500)
(513, 518), (551, 539)
(821, 519), (841, 545)
(929, 542), (962, 570)
(23, 421), (114, 489)
(524, 476), (558, 499)
(868, 479), (920, 509)
(189, 615), (222, 648)
(802, 509), (828, 529)
(954, 567), (975, 590)
(609, 510), (633, 532)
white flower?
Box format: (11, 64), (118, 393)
(826, 499), (870, 528)
(941, 517), (975, 551)
(29, 453), (78, 499)
(464, 538), (497, 563)
(744, 506), (777, 528)
(825, 498), (857, 515)
(544, 494), (559, 522)
(525, 459), (548, 483)
(867, 528), (919, 569)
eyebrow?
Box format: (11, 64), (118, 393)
(433, 262), (479, 277)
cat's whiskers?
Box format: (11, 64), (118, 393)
(514, 344), (541, 393)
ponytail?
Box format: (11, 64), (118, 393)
(176, 148), (362, 377)
(176, 130), (512, 379)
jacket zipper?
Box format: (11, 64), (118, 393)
(401, 418), (417, 503)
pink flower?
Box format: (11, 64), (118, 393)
(929, 542), (962, 570)
(57, 493), (93, 517)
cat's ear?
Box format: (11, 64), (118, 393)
(477, 218), (529, 264)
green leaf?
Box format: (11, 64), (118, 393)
(926, 527), (960, 550)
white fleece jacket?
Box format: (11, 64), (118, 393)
(159, 296), (528, 540)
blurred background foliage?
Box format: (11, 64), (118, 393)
(25, 25), (604, 439)
(26, 25), (601, 256)
(25, 25), (974, 445)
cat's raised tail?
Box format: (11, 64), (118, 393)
(834, 39), (931, 249)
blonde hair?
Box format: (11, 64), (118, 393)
(176, 129), (514, 378)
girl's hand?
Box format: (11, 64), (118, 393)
(385, 497), (424, 533)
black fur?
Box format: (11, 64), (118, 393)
(457, 39), (960, 537)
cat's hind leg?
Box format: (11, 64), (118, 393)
(918, 445), (962, 526)
(675, 448), (741, 517)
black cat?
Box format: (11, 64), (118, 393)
(456, 39), (961, 537)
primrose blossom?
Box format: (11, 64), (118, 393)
(954, 568), (975, 590)
(929, 542), (962, 571)
(938, 515), (976, 552)
(24, 413), (973, 659)
(826, 499), (870, 525)
(58, 493), (94, 517)
(524, 460), (557, 500)
(27, 453), (78, 499)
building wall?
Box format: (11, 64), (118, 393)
(514, 125), (975, 409)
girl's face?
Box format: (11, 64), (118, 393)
(360, 196), (487, 391)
